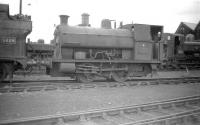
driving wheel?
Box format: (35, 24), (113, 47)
(111, 64), (128, 82)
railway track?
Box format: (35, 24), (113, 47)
(0, 77), (200, 93)
(1, 95), (200, 125)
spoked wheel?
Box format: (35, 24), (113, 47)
(25, 65), (33, 74)
(143, 64), (152, 76)
(0, 64), (7, 83)
(101, 63), (112, 81)
(77, 73), (95, 83)
(111, 64), (129, 82)
(76, 63), (96, 83)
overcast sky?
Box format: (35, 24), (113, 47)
(1, 0), (200, 43)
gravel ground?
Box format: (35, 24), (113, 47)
(0, 84), (200, 122)
(11, 70), (200, 81)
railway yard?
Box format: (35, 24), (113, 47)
(0, 71), (200, 125)
(1, 1), (200, 125)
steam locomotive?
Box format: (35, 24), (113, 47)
(0, 4), (32, 82)
(49, 15), (163, 82)
(160, 33), (200, 70)
(49, 15), (200, 82)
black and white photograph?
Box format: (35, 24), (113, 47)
(0, 0), (200, 124)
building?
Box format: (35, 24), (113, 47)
(175, 21), (200, 40)
(27, 42), (54, 61)
(194, 21), (200, 40)
(26, 40), (54, 74)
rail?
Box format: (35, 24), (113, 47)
(1, 95), (200, 125)
(0, 77), (200, 93)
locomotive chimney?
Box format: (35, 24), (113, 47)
(81, 13), (90, 26)
(60, 15), (69, 25)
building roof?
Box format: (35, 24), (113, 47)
(195, 21), (200, 30)
(182, 22), (197, 30)
(175, 21), (198, 34)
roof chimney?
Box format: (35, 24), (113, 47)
(60, 15), (69, 25)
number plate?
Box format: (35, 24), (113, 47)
(0, 37), (16, 45)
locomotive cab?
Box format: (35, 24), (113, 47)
(161, 33), (184, 60)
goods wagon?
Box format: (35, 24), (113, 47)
(50, 15), (163, 82)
